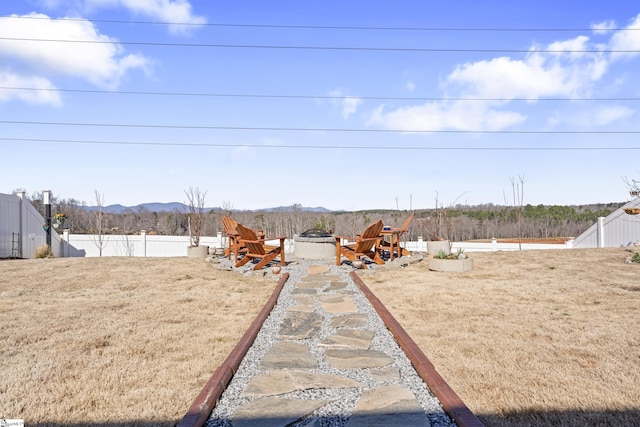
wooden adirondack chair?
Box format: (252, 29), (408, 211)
(221, 215), (241, 260)
(221, 216), (264, 262)
(335, 220), (385, 266)
(379, 212), (414, 259)
(235, 223), (286, 270)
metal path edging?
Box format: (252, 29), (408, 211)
(178, 272), (290, 427)
(350, 271), (484, 427)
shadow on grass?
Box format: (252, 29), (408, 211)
(30, 423), (177, 427)
(27, 408), (640, 427)
(478, 407), (640, 427)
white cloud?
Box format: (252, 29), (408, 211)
(405, 81), (416, 92)
(341, 97), (363, 120)
(447, 36), (608, 100)
(609, 13), (640, 60)
(42, 0), (206, 34)
(0, 71), (62, 106)
(554, 105), (634, 127)
(591, 20), (617, 34)
(0, 13), (152, 90)
(369, 33), (621, 132)
(329, 89), (362, 120)
(369, 101), (526, 132)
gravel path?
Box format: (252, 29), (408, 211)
(205, 257), (456, 427)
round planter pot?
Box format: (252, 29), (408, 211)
(427, 240), (451, 256)
(429, 257), (474, 272)
(187, 245), (209, 258)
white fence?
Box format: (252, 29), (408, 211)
(406, 238), (573, 253)
(61, 233), (571, 258)
(0, 192), (63, 258)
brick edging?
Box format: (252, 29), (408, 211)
(350, 271), (484, 427)
(178, 272), (290, 427)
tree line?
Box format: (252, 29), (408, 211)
(20, 191), (623, 242)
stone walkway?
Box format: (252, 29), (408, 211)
(206, 260), (455, 427)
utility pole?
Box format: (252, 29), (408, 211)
(43, 190), (52, 249)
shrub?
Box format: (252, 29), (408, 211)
(434, 248), (466, 260)
(434, 249), (449, 259)
(35, 244), (53, 258)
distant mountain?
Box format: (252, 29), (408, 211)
(84, 204), (128, 214)
(255, 206), (333, 213)
(85, 202), (188, 213)
(138, 202), (189, 212)
(85, 203), (334, 214)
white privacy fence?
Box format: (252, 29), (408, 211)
(406, 238), (574, 253)
(0, 192), (62, 258)
(61, 233), (571, 258)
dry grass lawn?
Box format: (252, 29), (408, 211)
(3, 250), (639, 426)
(367, 248), (640, 426)
(0, 257), (277, 426)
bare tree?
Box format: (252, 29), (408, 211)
(429, 192), (465, 243)
(185, 187), (207, 247)
(623, 174), (640, 197)
(510, 175), (526, 250)
(90, 190), (108, 256)
(220, 200), (234, 217)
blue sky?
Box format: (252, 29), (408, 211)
(1, 1), (640, 210)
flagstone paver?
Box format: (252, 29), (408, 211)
(317, 294), (359, 313)
(311, 274), (342, 281)
(240, 370), (363, 398)
(329, 314), (368, 328)
(319, 329), (375, 349)
(326, 281), (348, 291)
(287, 296), (315, 312)
(291, 287), (320, 295)
(324, 349), (394, 369)
(306, 265), (330, 275)
(287, 303), (315, 313)
(261, 341), (318, 369)
(368, 366), (401, 383)
(292, 295), (314, 305)
(279, 312), (323, 339)
(297, 280), (328, 289)
(345, 384), (429, 427)
(231, 397), (332, 427)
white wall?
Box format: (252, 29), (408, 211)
(573, 198), (640, 248)
(0, 192), (63, 258)
(404, 238), (573, 253)
(62, 233), (570, 258)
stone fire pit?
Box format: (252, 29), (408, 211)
(294, 229), (336, 259)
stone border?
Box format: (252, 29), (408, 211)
(177, 273), (290, 427)
(350, 271), (484, 427)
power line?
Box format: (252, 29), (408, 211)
(0, 36), (636, 53)
(2, 137), (639, 150)
(2, 120), (640, 134)
(2, 15), (639, 32)
(2, 86), (639, 102)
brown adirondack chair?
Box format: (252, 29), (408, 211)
(221, 216), (264, 262)
(235, 223), (286, 270)
(379, 212), (414, 260)
(335, 220), (385, 266)
(221, 215), (241, 260)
